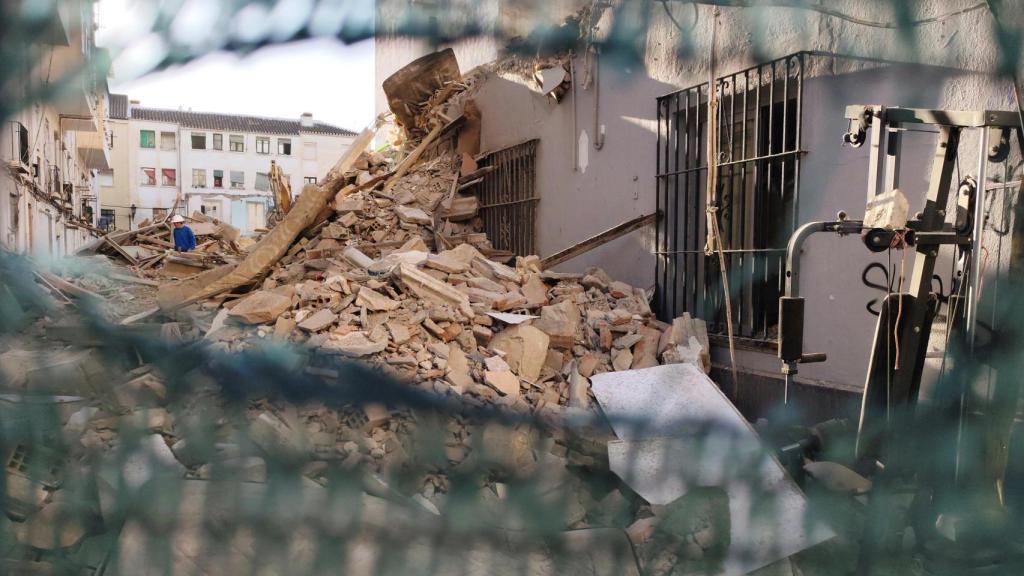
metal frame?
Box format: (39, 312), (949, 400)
(777, 105), (1021, 460)
(656, 52), (806, 340)
(476, 139), (539, 257)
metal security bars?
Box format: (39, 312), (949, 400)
(477, 139), (539, 256)
(656, 53), (805, 341)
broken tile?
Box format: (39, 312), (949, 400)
(396, 263), (474, 319)
(298, 309), (337, 332)
(323, 331), (388, 356)
(385, 321), (412, 345)
(534, 299), (579, 349)
(395, 205), (432, 225)
(273, 316), (297, 339)
(578, 353), (600, 378)
(356, 286), (400, 311)
(490, 324), (550, 384)
(227, 290), (292, 324)
(484, 355), (511, 372)
(445, 343), (473, 391)
(521, 274), (548, 308)
(631, 326), (662, 370)
(612, 348), (633, 371)
(608, 281), (633, 299)
(425, 253), (467, 274)
(484, 370), (521, 398)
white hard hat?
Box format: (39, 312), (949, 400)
(171, 214), (185, 223)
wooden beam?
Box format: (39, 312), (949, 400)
(104, 236), (139, 266)
(35, 271), (103, 301)
(540, 213), (658, 270)
(137, 234), (175, 248)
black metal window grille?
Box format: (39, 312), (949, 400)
(656, 53), (805, 341)
(477, 139), (539, 257)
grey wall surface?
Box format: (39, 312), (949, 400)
(473, 61), (673, 289)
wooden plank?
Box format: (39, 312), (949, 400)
(35, 271), (103, 300)
(457, 178), (484, 192)
(104, 236), (139, 266)
(76, 222), (166, 255)
(540, 213), (658, 270)
(457, 165), (496, 185)
(32, 271), (72, 303)
(138, 252), (167, 271)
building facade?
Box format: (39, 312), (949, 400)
(102, 98), (357, 233)
(0, 0), (110, 259)
(375, 0), (1021, 416)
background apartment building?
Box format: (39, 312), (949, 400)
(101, 96), (357, 233)
(0, 0), (110, 259)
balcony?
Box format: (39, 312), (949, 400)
(49, 1), (100, 119)
(75, 126), (111, 170)
(2, 121), (31, 175)
(63, 92), (112, 171)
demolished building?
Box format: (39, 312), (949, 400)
(374, 0), (1021, 420)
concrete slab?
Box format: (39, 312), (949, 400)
(591, 364), (834, 576)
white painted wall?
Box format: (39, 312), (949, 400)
(1, 101), (105, 260)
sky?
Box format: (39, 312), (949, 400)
(96, 0), (376, 133)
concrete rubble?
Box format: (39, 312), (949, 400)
(0, 48), (835, 576)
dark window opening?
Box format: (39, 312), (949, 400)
(99, 208), (115, 231)
(655, 53), (804, 341)
(475, 139), (539, 257)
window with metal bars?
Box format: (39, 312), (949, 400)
(475, 139), (539, 257)
(655, 53), (804, 342)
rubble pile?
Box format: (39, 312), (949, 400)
(218, 234), (708, 414)
(148, 46), (712, 502)
(0, 49), (768, 576)
(327, 151), (493, 257)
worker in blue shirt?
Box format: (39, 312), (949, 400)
(171, 214), (196, 252)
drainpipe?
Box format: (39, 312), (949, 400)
(571, 51), (578, 171)
(176, 124), (184, 218)
(592, 45), (605, 150)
